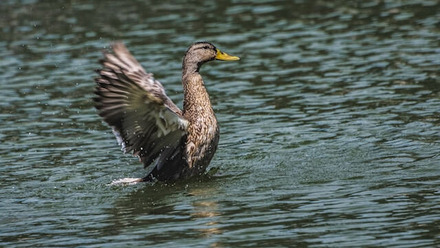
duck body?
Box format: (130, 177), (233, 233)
(181, 72), (219, 179)
(94, 42), (239, 182)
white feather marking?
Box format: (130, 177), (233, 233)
(156, 109), (170, 137)
(156, 109), (189, 138)
(179, 118), (189, 130)
(112, 128), (127, 152)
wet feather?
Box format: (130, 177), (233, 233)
(94, 41), (238, 181)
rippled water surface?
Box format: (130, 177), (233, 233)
(1, 0), (440, 247)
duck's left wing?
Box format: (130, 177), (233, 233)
(94, 42), (188, 168)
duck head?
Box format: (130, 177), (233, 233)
(183, 42), (239, 73)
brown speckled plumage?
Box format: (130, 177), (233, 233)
(94, 42), (239, 182)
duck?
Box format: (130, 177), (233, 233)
(94, 42), (239, 182)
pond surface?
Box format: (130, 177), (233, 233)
(1, 0), (440, 247)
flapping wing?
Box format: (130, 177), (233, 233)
(94, 42), (188, 167)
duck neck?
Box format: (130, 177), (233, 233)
(182, 57), (200, 75)
(182, 69), (214, 119)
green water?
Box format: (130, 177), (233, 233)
(1, 0), (439, 247)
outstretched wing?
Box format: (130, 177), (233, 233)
(94, 42), (188, 168)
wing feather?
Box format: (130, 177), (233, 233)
(94, 42), (188, 169)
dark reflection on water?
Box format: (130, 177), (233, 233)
(1, 0), (440, 247)
(101, 181), (224, 246)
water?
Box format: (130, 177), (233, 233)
(1, 0), (439, 247)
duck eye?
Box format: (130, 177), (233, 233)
(203, 46), (210, 50)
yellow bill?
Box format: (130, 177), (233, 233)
(216, 49), (240, 61)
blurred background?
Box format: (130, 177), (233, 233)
(1, 0), (439, 247)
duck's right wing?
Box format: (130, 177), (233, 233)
(94, 42), (189, 168)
